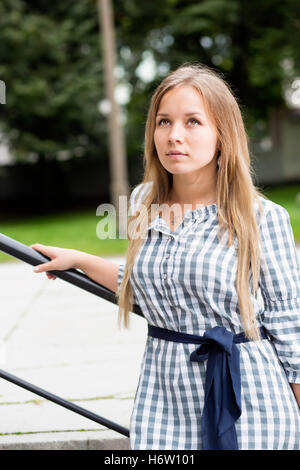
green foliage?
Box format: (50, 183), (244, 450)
(115, 0), (300, 147)
(0, 0), (107, 161)
(0, 0), (299, 167)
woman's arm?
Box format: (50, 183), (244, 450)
(290, 383), (300, 409)
(75, 251), (120, 293)
(31, 244), (120, 293)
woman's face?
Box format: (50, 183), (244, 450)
(154, 85), (218, 177)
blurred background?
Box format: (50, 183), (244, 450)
(0, 0), (300, 260)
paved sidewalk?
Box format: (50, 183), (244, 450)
(0, 256), (147, 450)
(0, 247), (299, 450)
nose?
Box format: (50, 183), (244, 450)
(167, 121), (184, 143)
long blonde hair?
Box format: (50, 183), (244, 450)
(117, 62), (266, 341)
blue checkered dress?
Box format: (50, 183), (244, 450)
(118, 182), (300, 450)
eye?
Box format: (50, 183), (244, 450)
(188, 118), (201, 126)
(156, 117), (201, 127)
(157, 118), (170, 126)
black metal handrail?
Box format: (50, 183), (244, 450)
(0, 232), (144, 438)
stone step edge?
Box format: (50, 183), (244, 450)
(0, 430), (130, 450)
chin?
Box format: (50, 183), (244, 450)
(167, 166), (191, 175)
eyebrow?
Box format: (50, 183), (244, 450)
(156, 112), (205, 118)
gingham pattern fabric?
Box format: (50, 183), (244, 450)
(118, 182), (300, 450)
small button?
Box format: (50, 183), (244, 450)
(165, 253), (170, 259)
(163, 273), (167, 280)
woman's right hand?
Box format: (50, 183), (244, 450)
(30, 243), (79, 280)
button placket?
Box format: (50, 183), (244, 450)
(162, 234), (174, 285)
(165, 238), (172, 261)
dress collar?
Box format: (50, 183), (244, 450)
(147, 202), (218, 233)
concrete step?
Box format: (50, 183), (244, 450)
(0, 257), (142, 450)
(0, 430), (130, 450)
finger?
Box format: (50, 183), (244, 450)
(33, 262), (54, 273)
(30, 243), (45, 249)
(46, 273), (56, 280)
(30, 244), (54, 258)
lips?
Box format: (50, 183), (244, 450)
(167, 151), (187, 157)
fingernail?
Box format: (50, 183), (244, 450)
(33, 267), (39, 272)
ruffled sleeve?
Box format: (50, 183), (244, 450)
(259, 201), (300, 383)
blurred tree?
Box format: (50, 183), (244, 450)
(169, 0), (300, 135)
(114, 0), (300, 144)
(0, 0), (106, 163)
(0, 0), (111, 210)
(0, 0), (299, 188)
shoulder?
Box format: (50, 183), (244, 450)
(129, 181), (153, 215)
(255, 195), (292, 240)
(255, 195), (290, 224)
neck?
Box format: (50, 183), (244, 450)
(169, 173), (217, 207)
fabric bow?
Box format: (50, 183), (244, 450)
(190, 326), (242, 450)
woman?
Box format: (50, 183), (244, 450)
(31, 63), (300, 450)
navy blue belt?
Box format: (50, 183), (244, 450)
(148, 324), (268, 450)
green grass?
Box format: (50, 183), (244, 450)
(0, 183), (299, 263)
(0, 208), (129, 263)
